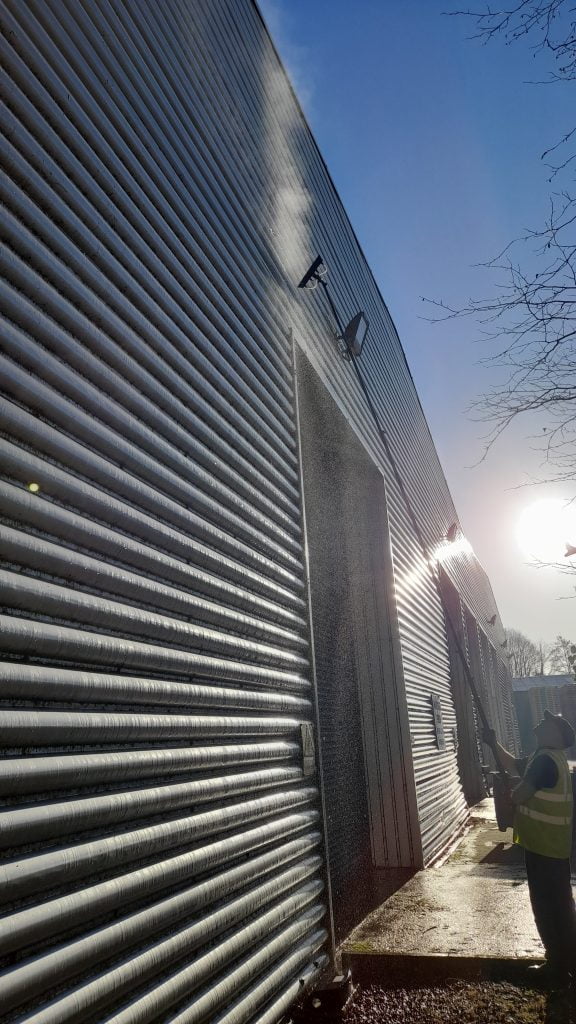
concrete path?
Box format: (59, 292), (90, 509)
(342, 800), (575, 984)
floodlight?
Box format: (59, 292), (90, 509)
(342, 311), (369, 358)
(297, 257), (369, 360)
(297, 255), (328, 290)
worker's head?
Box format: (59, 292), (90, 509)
(534, 710), (575, 750)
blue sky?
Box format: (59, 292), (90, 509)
(259, 0), (576, 646)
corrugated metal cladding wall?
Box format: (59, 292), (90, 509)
(245, 0), (513, 862)
(463, 608), (517, 755)
(440, 574), (485, 807)
(0, 0), (330, 1020)
(221, 1), (488, 861)
(492, 648), (519, 754)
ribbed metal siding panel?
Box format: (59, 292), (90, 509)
(218, 0), (509, 861)
(492, 647), (520, 754)
(463, 608), (516, 755)
(0, 1), (329, 1019)
(477, 628), (507, 748)
(191, 0), (461, 864)
(176, 0), (515, 858)
(465, 610), (489, 726)
(440, 574), (486, 805)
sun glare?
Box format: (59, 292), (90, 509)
(516, 499), (576, 563)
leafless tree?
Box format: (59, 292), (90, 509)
(547, 633), (576, 673)
(426, 185), (576, 485)
(450, 3), (576, 86)
(506, 627), (546, 675)
(427, 2), (576, 575)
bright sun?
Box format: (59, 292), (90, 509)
(516, 499), (576, 563)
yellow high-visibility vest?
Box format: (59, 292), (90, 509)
(513, 747), (573, 859)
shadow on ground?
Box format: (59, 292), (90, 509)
(480, 839), (525, 865)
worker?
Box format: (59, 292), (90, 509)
(484, 710), (576, 988)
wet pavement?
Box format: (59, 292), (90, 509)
(342, 799), (576, 985)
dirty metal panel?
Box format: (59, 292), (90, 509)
(295, 349), (416, 941)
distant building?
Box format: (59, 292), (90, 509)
(513, 675), (576, 756)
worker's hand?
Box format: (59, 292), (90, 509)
(482, 726), (497, 747)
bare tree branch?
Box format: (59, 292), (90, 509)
(447, 2), (576, 81)
(432, 4), (576, 580)
(424, 192), (576, 475)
